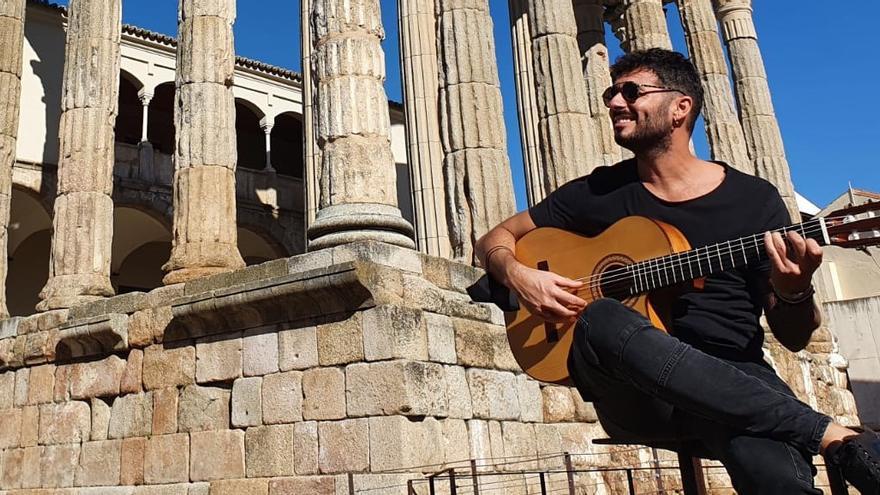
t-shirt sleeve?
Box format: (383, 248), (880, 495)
(527, 177), (587, 230)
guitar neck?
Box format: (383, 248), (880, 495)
(626, 217), (829, 295)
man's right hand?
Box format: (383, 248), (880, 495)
(507, 264), (587, 324)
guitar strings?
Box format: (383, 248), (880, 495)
(562, 219), (834, 294)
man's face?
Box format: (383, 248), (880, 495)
(607, 69), (677, 153)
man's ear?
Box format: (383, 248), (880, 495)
(672, 95), (693, 128)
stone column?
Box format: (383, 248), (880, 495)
(302, 0), (320, 232)
(308, 0), (415, 250)
(162, 0), (245, 285)
(399, 0), (450, 257)
(260, 119), (274, 172)
(529, 0), (600, 193)
(37, 0), (120, 311)
(138, 90), (152, 143)
(607, 0), (672, 52)
(508, 0), (543, 206)
(677, 0), (750, 172)
(0, 0), (26, 317)
(715, 0), (797, 218)
(574, 0), (621, 167)
(436, 0), (517, 263)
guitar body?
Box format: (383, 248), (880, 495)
(505, 216), (692, 385)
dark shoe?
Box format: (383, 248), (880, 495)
(827, 429), (880, 494)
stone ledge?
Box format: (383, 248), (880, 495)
(57, 314), (130, 360)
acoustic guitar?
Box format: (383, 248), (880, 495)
(505, 201), (880, 385)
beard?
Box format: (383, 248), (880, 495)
(614, 110), (674, 155)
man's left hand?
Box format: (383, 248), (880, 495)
(763, 231), (823, 295)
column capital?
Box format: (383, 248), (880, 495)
(137, 89), (153, 105)
(259, 117), (273, 134)
(714, 0), (757, 41)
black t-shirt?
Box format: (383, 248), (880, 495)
(529, 159), (790, 362)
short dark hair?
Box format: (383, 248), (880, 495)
(610, 48), (704, 130)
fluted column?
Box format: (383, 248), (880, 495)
(308, 0), (415, 250)
(608, 0), (672, 52)
(436, 0), (516, 263)
(37, 0), (120, 311)
(0, 0), (26, 317)
(529, 0), (600, 194)
(302, 0), (320, 234)
(715, 0), (797, 219)
(508, 0), (543, 206)
(399, 0), (450, 258)
(677, 0), (750, 173)
(162, 0), (245, 284)
(574, 0), (621, 167)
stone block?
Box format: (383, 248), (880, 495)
(153, 387), (179, 434)
(54, 365), (71, 402)
(516, 375), (543, 423)
(40, 444), (79, 488)
(316, 315), (364, 366)
(132, 485), (187, 495)
(368, 416), (443, 472)
(542, 386), (576, 422)
(467, 369), (520, 420)
(178, 385), (229, 432)
(144, 433), (189, 484)
(454, 319), (518, 371)
(441, 419), (470, 465)
(425, 312), (456, 364)
(143, 344), (195, 390)
(232, 376), (262, 427)
(534, 424), (564, 469)
(120, 437), (146, 485)
(70, 355), (126, 399)
(108, 392), (153, 439)
(318, 419), (369, 474)
(361, 306), (428, 361)
(571, 389), (598, 423)
(278, 326), (318, 371)
(90, 398), (111, 440)
(128, 306), (173, 347)
(269, 476), (336, 495)
(0, 370), (13, 408)
(121, 349), (144, 394)
(345, 360), (446, 417)
(209, 479), (269, 495)
(26, 364), (54, 404)
(76, 439), (121, 486)
(190, 430), (245, 481)
(0, 446), (22, 489)
(0, 407), (21, 448)
(196, 334), (242, 383)
(243, 329), (280, 377)
(302, 368), (345, 420)
(38, 401), (90, 444)
(14, 368), (28, 407)
(20, 405), (39, 447)
(444, 365), (473, 419)
(501, 422), (537, 469)
(20, 445), (40, 488)
(294, 421), (319, 475)
(245, 424), (296, 477)
(262, 371), (303, 424)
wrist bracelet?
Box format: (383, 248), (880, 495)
(484, 245), (513, 271)
(772, 284), (815, 305)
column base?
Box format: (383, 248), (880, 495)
(162, 242), (246, 285)
(308, 203), (415, 251)
(36, 273), (115, 312)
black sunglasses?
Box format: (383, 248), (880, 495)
(602, 81), (686, 107)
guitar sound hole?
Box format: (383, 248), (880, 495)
(598, 262), (635, 302)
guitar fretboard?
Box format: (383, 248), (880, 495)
(613, 218), (828, 296)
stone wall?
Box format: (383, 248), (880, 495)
(0, 244), (855, 493)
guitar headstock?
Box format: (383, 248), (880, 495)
(823, 200), (880, 249)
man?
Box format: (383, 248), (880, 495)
(474, 49), (879, 493)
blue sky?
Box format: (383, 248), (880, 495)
(56, 0), (879, 210)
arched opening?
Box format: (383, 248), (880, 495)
(271, 112), (303, 178)
(116, 70), (143, 145)
(111, 206), (172, 294)
(238, 227), (284, 266)
(235, 99), (266, 170)
(148, 82), (175, 154)
(7, 188), (52, 316)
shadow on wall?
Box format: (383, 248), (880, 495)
(26, 13), (64, 165)
(850, 379), (880, 429)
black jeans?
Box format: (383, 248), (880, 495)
(567, 298), (832, 494)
